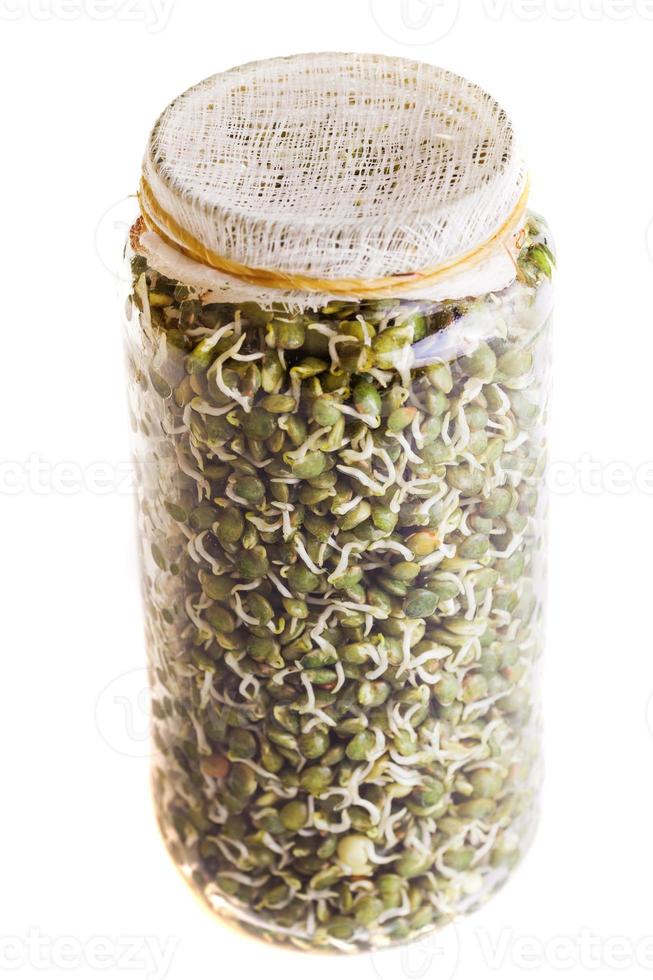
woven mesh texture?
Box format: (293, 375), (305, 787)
(142, 52), (526, 284)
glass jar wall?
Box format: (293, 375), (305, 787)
(122, 212), (554, 952)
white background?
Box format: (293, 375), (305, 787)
(1, 2), (652, 979)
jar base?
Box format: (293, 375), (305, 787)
(152, 782), (540, 955)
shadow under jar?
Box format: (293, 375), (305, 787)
(122, 53), (555, 952)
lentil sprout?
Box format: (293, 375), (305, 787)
(124, 214), (554, 952)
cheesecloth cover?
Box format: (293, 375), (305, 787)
(138, 52), (529, 308)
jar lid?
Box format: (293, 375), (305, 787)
(140, 52), (528, 299)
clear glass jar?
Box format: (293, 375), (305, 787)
(122, 209), (554, 951)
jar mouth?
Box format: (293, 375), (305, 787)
(132, 207), (529, 313)
(141, 53), (528, 288)
(138, 173), (530, 301)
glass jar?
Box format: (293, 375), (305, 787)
(122, 54), (555, 952)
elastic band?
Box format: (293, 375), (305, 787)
(138, 177), (529, 300)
